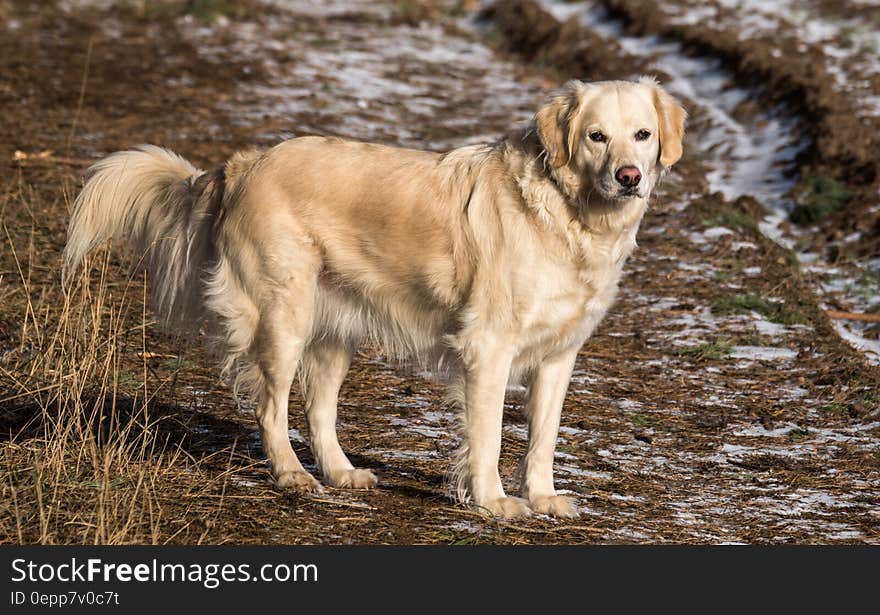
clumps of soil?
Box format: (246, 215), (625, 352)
(598, 0), (880, 258)
(481, 0), (879, 259)
(0, 2), (271, 165)
(478, 0), (642, 81)
(601, 0), (875, 181)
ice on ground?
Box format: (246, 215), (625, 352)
(366, 448), (439, 460)
(609, 494), (647, 503)
(387, 409), (457, 439)
(388, 416), (449, 438)
(230, 476), (263, 488)
(732, 421), (880, 445)
(558, 425), (588, 436)
(556, 465), (612, 481)
(752, 490), (858, 515)
(542, 1), (878, 365)
(657, 0), (880, 117)
(753, 319), (788, 337)
(717, 442), (804, 459)
(617, 399), (642, 411)
(703, 226), (735, 239)
(731, 422), (808, 438)
(179, 6), (542, 150)
(831, 320), (880, 364)
(729, 346), (798, 360)
(678, 262), (711, 273)
(657, 305), (795, 348)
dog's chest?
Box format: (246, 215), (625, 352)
(518, 222), (638, 352)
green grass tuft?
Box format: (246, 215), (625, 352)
(79, 477), (127, 490)
(142, 0), (248, 21)
(711, 293), (808, 325)
(115, 370), (139, 389)
(676, 339), (733, 361)
(160, 356), (192, 371)
(821, 401), (849, 415)
(788, 427), (810, 443)
(790, 174), (854, 225)
(857, 389), (879, 404)
(700, 208), (759, 234)
(436, 529), (488, 545)
(629, 414), (655, 428)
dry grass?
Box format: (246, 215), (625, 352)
(0, 180), (244, 544)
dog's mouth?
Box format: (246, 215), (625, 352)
(599, 185), (642, 201)
(589, 178), (645, 203)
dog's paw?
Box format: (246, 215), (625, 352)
(530, 494), (579, 518)
(479, 496), (532, 519)
(276, 470), (324, 494)
(327, 468), (378, 489)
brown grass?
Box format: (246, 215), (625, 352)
(0, 180), (242, 543)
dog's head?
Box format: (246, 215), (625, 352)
(535, 77), (686, 203)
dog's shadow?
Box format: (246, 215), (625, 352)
(0, 392), (446, 507)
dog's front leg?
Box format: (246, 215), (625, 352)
(520, 346), (580, 518)
(461, 340), (529, 519)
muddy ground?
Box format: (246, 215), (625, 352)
(0, 0), (878, 544)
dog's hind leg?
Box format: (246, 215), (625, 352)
(302, 339), (377, 489)
(253, 285), (322, 494)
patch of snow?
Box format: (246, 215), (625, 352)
(617, 399), (642, 411)
(752, 318), (788, 337)
(732, 422), (805, 438)
(503, 423), (528, 440)
(830, 320), (880, 364)
(230, 475), (263, 488)
(556, 465), (612, 481)
(366, 448), (438, 460)
(703, 226), (735, 239)
(543, 1), (880, 363)
(729, 346), (797, 360)
(558, 425), (588, 436)
(609, 494), (646, 502)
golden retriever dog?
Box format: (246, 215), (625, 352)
(64, 77), (685, 518)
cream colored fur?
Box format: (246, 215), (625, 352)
(64, 78), (686, 519)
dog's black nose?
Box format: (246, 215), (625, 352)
(615, 166), (641, 187)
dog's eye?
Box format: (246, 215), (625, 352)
(588, 131), (606, 143)
(635, 129), (651, 141)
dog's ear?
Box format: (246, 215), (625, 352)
(535, 82), (584, 169)
(641, 76), (687, 168)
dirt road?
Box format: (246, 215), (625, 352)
(0, 0), (877, 544)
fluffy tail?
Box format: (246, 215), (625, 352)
(63, 145), (222, 325)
